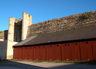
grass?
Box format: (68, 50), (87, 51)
(74, 60), (96, 65)
(8, 59), (96, 65)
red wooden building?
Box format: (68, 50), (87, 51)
(13, 26), (96, 61)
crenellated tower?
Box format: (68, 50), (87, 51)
(7, 12), (32, 59)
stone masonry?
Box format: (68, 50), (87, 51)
(27, 11), (96, 37)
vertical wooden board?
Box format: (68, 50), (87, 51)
(14, 48), (18, 59)
(24, 47), (27, 59)
(48, 45), (52, 60)
(53, 44), (58, 60)
(18, 48), (21, 59)
(90, 40), (96, 60)
(40, 46), (46, 60)
(90, 40), (96, 46)
(50, 45), (55, 60)
(34, 46), (37, 60)
(58, 44), (62, 60)
(38, 46), (41, 60)
(13, 48), (16, 59)
(44, 46), (47, 60)
(20, 47), (22, 59)
(21, 47), (24, 60)
(53, 44), (57, 60)
(92, 45), (96, 60)
(61, 43), (72, 60)
(31, 46), (34, 60)
(25, 47), (28, 59)
(59, 44), (63, 60)
(80, 43), (87, 61)
(26, 47), (30, 59)
(52, 45), (56, 60)
(14, 48), (16, 59)
(80, 42), (93, 61)
(70, 43), (74, 60)
(46, 45), (49, 60)
(61, 44), (67, 60)
(24, 47), (28, 59)
(87, 43), (93, 61)
(34, 46), (38, 60)
(16, 48), (19, 59)
(35, 46), (38, 60)
(43, 46), (46, 60)
(65, 44), (71, 60)
(71, 43), (80, 61)
(62, 43), (72, 61)
(36, 46), (42, 60)
(86, 44), (93, 61)
(40, 46), (44, 60)
(45, 45), (48, 60)
(54, 44), (61, 60)
(19, 47), (22, 60)
(47, 45), (53, 60)
(75, 43), (81, 60)
(31, 46), (35, 60)
(28, 46), (32, 60)
(79, 42), (85, 60)
(37, 46), (40, 60)
(67, 43), (72, 60)
(39, 46), (42, 60)
(27, 47), (31, 59)
(33, 46), (36, 60)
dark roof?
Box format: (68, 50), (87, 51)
(14, 24), (96, 46)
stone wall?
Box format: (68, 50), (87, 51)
(0, 31), (4, 39)
(0, 30), (8, 40)
(27, 11), (96, 37)
(0, 40), (7, 59)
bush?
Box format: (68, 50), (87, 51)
(78, 12), (92, 21)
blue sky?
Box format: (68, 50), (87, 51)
(0, 0), (96, 31)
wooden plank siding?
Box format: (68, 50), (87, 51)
(13, 40), (96, 61)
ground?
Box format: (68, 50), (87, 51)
(0, 60), (96, 69)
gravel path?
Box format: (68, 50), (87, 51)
(0, 61), (96, 69)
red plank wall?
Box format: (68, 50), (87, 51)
(13, 40), (96, 61)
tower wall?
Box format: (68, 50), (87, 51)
(7, 18), (18, 59)
(22, 12), (32, 40)
(7, 12), (32, 59)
